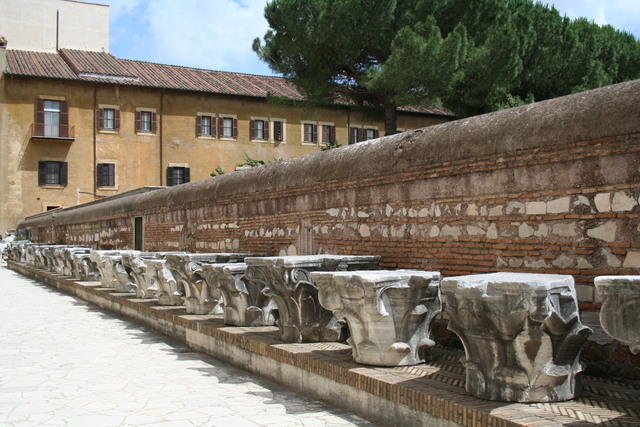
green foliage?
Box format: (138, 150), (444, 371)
(210, 167), (225, 177)
(321, 141), (342, 151)
(236, 155), (266, 168)
(254, 0), (640, 122)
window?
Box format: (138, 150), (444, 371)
(349, 127), (361, 144)
(34, 99), (69, 138)
(97, 163), (115, 187)
(46, 205), (61, 211)
(250, 119), (268, 140)
(38, 161), (68, 186)
(365, 128), (379, 140)
(99, 108), (119, 131)
(322, 124), (335, 145)
(303, 123), (317, 143)
(220, 117), (237, 138)
(135, 110), (156, 133)
(273, 121), (284, 142)
(167, 166), (190, 186)
(140, 111), (152, 132)
(43, 100), (61, 137)
(196, 115), (215, 137)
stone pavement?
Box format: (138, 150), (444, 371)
(0, 267), (374, 427)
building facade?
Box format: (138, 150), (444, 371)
(0, 42), (451, 235)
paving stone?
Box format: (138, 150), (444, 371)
(0, 267), (374, 427)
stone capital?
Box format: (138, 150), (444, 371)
(595, 275), (640, 355)
(312, 269), (440, 366)
(441, 272), (592, 402)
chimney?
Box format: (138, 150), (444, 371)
(0, 36), (7, 75)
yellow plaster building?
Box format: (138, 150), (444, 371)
(0, 42), (452, 234)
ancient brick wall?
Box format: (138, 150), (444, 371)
(22, 80), (640, 303)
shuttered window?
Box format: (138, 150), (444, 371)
(98, 108), (119, 131)
(38, 161), (68, 186)
(135, 110), (157, 133)
(322, 125), (336, 144)
(97, 163), (115, 187)
(365, 128), (379, 140)
(250, 119), (268, 140)
(273, 121), (284, 142)
(349, 127), (361, 144)
(35, 99), (69, 138)
(196, 115), (215, 137)
(167, 167), (191, 186)
(303, 123), (317, 143)
(220, 117), (237, 138)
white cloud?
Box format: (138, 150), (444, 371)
(545, 0), (640, 35)
(103, 0), (273, 74)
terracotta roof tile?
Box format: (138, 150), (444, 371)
(5, 49), (453, 116)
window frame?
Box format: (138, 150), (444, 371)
(271, 118), (286, 143)
(218, 114), (237, 140)
(301, 121), (318, 145)
(319, 122), (336, 145)
(196, 113), (216, 139)
(167, 165), (191, 186)
(96, 162), (116, 189)
(38, 160), (68, 187)
(135, 107), (157, 135)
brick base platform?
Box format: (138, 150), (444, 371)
(8, 261), (640, 427)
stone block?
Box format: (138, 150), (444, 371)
(612, 191), (637, 212)
(594, 193), (611, 212)
(312, 270), (441, 366)
(526, 201), (546, 215)
(546, 197), (570, 214)
(440, 272), (591, 402)
(622, 251), (640, 268)
(595, 276), (640, 354)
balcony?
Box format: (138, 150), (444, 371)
(31, 124), (75, 142)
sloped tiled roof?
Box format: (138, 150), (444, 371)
(5, 49), (454, 116)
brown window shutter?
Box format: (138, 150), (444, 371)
(35, 99), (45, 136)
(97, 108), (104, 130)
(152, 112), (158, 133)
(249, 120), (255, 140)
(233, 118), (238, 138)
(330, 125), (336, 143)
(373, 129), (379, 139)
(348, 127), (353, 144)
(59, 100), (69, 138)
(114, 109), (120, 131)
(218, 117), (224, 137)
(60, 161), (68, 186)
(184, 167), (190, 183)
(196, 115), (202, 137)
(312, 124), (318, 143)
(359, 128), (365, 141)
(273, 121), (280, 141)
(38, 161), (46, 185)
(211, 117), (217, 138)
(135, 111), (141, 132)
(264, 121), (270, 140)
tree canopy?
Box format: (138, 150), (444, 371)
(253, 0), (640, 134)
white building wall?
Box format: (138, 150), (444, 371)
(0, 0), (109, 52)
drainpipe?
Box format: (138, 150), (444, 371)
(92, 86), (97, 196)
(159, 91), (164, 185)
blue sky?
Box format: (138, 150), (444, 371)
(100, 0), (640, 76)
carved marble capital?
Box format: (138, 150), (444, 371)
(246, 255), (380, 343)
(165, 253), (255, 312)
(312, 270), (440, 366)
(90, 250), (138, 291)
(144, 258), (180, 304)
(441, 272), (592, 403)
(60, 247), (90, 277)
(201, 262), (277, 326)
(71, 252), (99, 281)
(595, 276), (640, 355)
